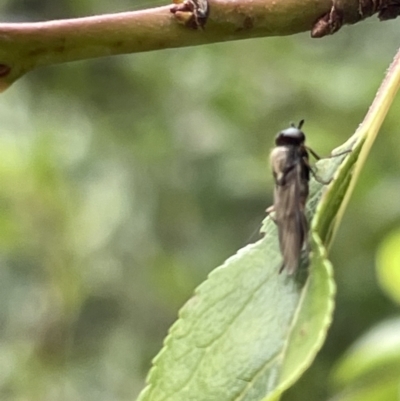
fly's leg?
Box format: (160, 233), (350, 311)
(304, 149), (351, 185)
(306, 147), (350, 161)
(329, 149), (351, 158)
(266, 205), (277, 225)
(310, 167), (332, 185)
(306, 147), (322, 160)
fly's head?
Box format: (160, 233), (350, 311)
(275, 119), (305, 147)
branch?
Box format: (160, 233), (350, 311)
(0, 0), (398, 91)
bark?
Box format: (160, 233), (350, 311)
(0, 0), (398, 91)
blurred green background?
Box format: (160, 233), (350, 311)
(1, 1), (400, 400)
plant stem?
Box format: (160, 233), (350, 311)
(0, 0), (329, 90)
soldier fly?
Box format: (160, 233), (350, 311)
(267, 120), (337, 275)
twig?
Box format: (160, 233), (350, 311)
(0, 0), (398, 91)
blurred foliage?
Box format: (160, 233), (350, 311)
(329, 318), (400, 401)
(376, 229), (400, 305)
(1, 1), (400, 400)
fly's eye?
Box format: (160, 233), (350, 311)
(275, 127), (305, 146)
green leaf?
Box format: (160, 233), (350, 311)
(137, 49), (400, 401)
(137, 151), (350, 401)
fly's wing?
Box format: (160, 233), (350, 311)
(271, 150), (308, 275)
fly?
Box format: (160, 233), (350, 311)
(267, 120), (340, 275)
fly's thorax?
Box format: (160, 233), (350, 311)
(270, 146), (290, 183)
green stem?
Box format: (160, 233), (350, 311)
(320, 47), (400, 245)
